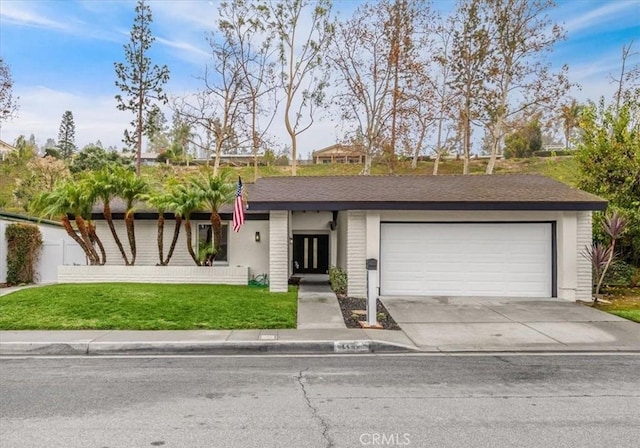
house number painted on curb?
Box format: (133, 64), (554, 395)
(334, 341), (370, 353)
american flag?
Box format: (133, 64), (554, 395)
(232, 177), (245, 232)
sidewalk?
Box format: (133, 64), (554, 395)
(2, 282), (639, 356)
(0, 279), (418, 355)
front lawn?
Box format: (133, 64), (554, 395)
(592, 287), (640, 323)
(0, 283), (297, 330)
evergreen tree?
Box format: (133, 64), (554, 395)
(57, 110), (77, 160)
(114, 0), (170, 176)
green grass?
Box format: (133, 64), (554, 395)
(607, 310), (640, 322)
(0, 283), (298, 330)
(593, 287), (640, 323)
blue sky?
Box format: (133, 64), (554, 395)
(0, 0), (638, 155)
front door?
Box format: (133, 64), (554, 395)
(293, 234), (329, 274)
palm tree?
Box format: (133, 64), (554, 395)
(169, 182), (203, 265)
(32, 180), (104, 265)
(115, 169), (149, 265)
(191, 170), (235, 262)
(141, 178), (185, 266)
(88, 167), (130, 265)
(560, 99), (582, 149)
(161, 182), (185, 266)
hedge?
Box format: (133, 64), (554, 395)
(5, 223), (43, 285)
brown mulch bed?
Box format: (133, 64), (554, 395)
(336, 296), (401, 330)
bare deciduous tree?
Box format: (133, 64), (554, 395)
(330, 0), (395, 175)
(0, 57), (18, 126)
(174, 37), (246, 175)
(450, 0), (491, 175)
(430, 17), (458, 175)
(219, 0), (279, 181)
(260, 0), (334, 176)
(482, 0), (569, 174)
(331, 0), (429, 175)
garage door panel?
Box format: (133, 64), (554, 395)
(380, 223), (552, 297)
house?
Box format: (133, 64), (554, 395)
(81, 174), (606, 302)
(214, 153), (264, 166)
(0, 139), (16, 161)
(312, 144), (364, 164)
(0, 212), (87, 284)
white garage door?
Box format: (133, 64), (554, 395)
(380, 223), (553, 297)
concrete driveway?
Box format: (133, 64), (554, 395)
(381, 296), (640, 352)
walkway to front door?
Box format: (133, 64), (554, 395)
(293, 234), (329, 274)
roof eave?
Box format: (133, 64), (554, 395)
(248, 200), (608, 212)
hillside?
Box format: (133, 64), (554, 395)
(0, 156), (579, 214)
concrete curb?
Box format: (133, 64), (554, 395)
(0, 339), (420, 356)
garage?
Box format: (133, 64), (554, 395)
(380, 222), (554, 297)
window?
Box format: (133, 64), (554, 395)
(197, 223), (228, 264)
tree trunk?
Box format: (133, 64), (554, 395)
(252, 111), (259, 182)
(104, 203), (130, 265)
(164, 216), (182, 265)
(184, 219), (201, 266)
(213, 139), (222, 176)
(75, 215), (100, 265)
(61, 216), (94, 264)
(88, 222), (107, 265)
(433, 118), (444, 175)
(486, 119), (503, 175)
(211, 212), (222, 259)
(411, 124), (428, 170)
(486, 137), (499, 175)
(135, 74), (144, 176)
(290, 132), (298, 176)
(156, 214), (165, 266)
(462, 109), (471, 175)
(285, 37), (297, 177)
(125, 211), (137, 266)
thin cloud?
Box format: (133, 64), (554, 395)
(562, 1), (638, 34)
(155, 37), (210, 64)
(0, 2), (71, 32)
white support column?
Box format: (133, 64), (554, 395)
(347, 210), (367, 298)
(576, 211), (593, 302)
(269, 210), (289, 292)
(557, 213), (578, 301)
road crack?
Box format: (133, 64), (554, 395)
(296, 369), (334, 448)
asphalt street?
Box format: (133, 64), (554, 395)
(1, 354), (639, 448)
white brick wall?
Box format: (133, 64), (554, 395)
(96, 220), (192, 266)
(347, 211), (367, 298)
(576, 211), (593, 301)
(58, 265), (249, 285)
(269, 211), (289, 292)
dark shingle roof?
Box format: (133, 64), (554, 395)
(246, 174), (606, 211)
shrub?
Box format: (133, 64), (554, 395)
(532, 149), (575, 157)
(582, 211), (627, 300)
(604, 261), (637, 287)
(329, 266), (348, 296)
(5, 223), (42, 285)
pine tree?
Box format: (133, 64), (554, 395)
(57, 110), (77, 160)
(114, 0), (170, 176)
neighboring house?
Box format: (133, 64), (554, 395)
(139, 152), (159, 166)
(312, 144), (364, 164)
(214, 153), (264, 166)
(0, 212), (87, 284)
(0, 139), (16, 161)
(90, 174), (605, 302)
